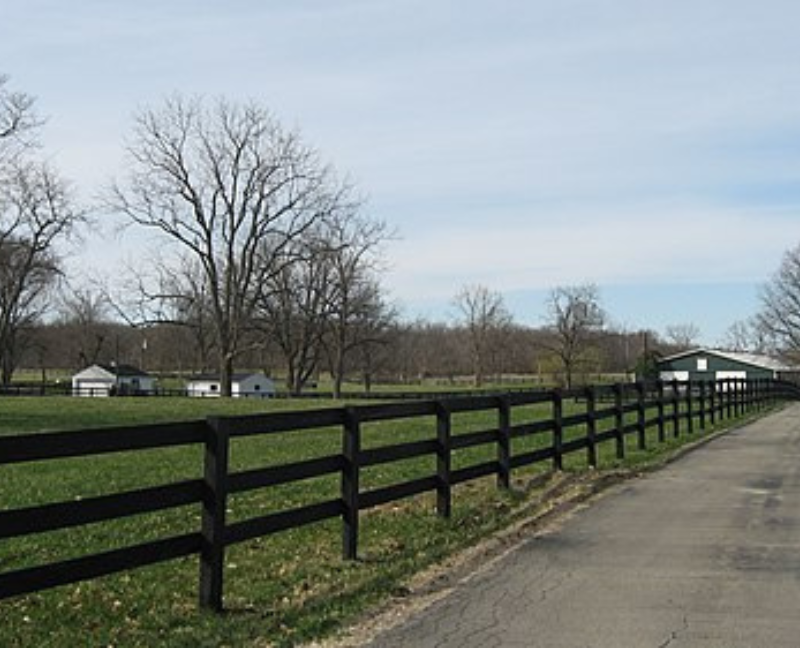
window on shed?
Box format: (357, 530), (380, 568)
(697, 358), (708, 371)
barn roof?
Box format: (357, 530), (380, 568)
(657, 348), (792, 372)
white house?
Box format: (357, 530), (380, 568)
(72, 364), (155, 397)
(186, 372), (276, 398)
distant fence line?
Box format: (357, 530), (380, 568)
(0, 382), (552, 400)
(1, 378), (797, 612)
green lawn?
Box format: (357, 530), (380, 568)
(0, 395), (348, 435)
(0, 393), (771, 647)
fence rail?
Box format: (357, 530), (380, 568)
(1, 378), (797, 611)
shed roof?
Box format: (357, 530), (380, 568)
(187, 372), (272, 383)
(98, 363), (151, 377)
(74, 363), (150, 379)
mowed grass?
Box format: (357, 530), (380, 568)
(0, 393), (770, 647)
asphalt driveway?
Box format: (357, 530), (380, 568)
(365, 404), (800, 647)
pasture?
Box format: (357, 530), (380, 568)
(0, 386), (778, 647)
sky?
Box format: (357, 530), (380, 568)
(3, 0), (800, 345)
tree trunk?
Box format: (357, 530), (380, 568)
(0, 330), (16, 387)
(473, 348), (483, 388)
(564, 362), (573, 390)
(220, 355), (234, 397)
(332, 345), (345, 399)
(285, 355), (298, 395)
(333, 370), (344, 399)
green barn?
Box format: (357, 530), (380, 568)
(657, 348), (792, 383)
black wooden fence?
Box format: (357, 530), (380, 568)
(1, 378), (797, 612)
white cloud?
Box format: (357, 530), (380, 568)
(385, 206), (800, 302)
(5, 0), (800, 334)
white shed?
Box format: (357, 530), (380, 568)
(72, 364), (155, 397)
(186, 372), (276, 398)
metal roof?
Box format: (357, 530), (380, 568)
(657, 348), (793, 372)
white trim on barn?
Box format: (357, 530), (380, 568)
(186, 373), (276, 398)
(659, 370), (690, 382)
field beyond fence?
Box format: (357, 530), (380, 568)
(1, 378), (797, 645)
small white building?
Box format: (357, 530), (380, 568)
(186, 372), (276, 398)
(72, 364), (155, 397)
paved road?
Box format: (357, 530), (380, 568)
(366, 404), (800, 647)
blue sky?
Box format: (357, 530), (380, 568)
(3, 1), (800, 344)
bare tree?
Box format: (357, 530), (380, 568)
(757, 242), (800, 355)
(109, 96), (350, 395)
(258, 234), (331, 394)
(114, 255), (220, 373)
(320, 213), (395, 398)
(541, 284), (605, 389)
(0, 75), (41, 166)
(453, 284), (512, 387)
(722, 318), (774, 354)
(664, 323), (701, 350)
(57, 285), (113, 368)
(0, 161), (83, 383)
(0, 76), (84, 384)
(382, 320), (466, 384)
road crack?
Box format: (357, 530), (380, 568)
(656, 614), (689, 648)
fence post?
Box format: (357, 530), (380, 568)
(613, 383), (625, 460)
(725, 379), (732, 419)
(743, 379), (749, 413)
(745, 378), (750, 413)
(497, 396), (511, 490)
(671, 379), (680, 438)
(636, 381), (646, 451)
(698, 380), (706, 431)
(709, 381), (716, 426)
(342, 407), (361, 560)
(656, 380), (665, 443)
(552, 389), (564, 471)
(586, 386), (597, 468)
(736, 379), (743, 416)
(726, 379), (734, 419)
(199, 417), (231, 612)
(436, 401), (452, 517)
(686, 380), (694, 435)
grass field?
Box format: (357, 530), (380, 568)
(0, 392), (770, 647)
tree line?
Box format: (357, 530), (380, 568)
(18, 289), (674, 391)
(15, 278), (711, 392)
(3, 75), (800, 394)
